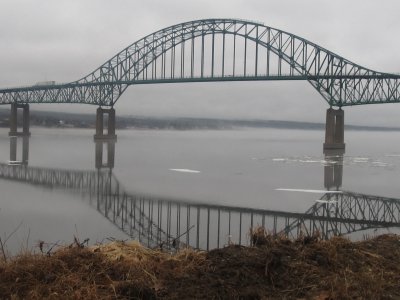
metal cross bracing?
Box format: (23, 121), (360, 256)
(0, 163), (172, 248)
(0, 163), (98, 190)
(0, 163), (399, 249)
(282, 192), (400, 239)
(1, 18), (399, 107)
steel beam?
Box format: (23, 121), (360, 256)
(0, 18), (399, 108)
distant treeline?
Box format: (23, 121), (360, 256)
(0, 109), (399, 131)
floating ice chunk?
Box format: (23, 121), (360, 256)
(272, 158), (286, 161)
(299, 160), (322, 163)
(371, 161), (388, 167)
(276, 188), (342, 194)
(169, 168), (201, 173)
(352, 157), (369, 163)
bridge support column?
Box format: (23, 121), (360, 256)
(323, 108), (345, 150)
(94, 107), (117, 140)
(9, 103), (30, 165)
(94, 107), (116, 169)
(9, 103), (31, 137)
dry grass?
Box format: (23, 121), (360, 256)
(0, 230), (399, 299)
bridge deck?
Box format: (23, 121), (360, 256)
(0, 18), (400, 107)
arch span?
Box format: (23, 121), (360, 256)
(1, 18), (399, 107)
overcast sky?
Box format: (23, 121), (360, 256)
(1, 0), (400, 126)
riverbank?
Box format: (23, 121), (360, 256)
(2, 108), (400, 131)
(0, 232), (399, 299)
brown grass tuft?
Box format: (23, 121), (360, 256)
(0, 232), (399, 299)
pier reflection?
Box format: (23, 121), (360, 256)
(95, 139), (116, 169)
(0, 143), (399, 250)
(324, 149), (344, 191)
(9, 136), (29, 165)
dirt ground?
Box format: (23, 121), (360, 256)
(0, 231), (399, 299)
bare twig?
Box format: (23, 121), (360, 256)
(0, 221), (24, 262)
(172, 225), (194, 248)
(3, 221), (23, 244)
(25, 228), (31, 253)
(46, 240), (61, 256)
(0, 237), (7, 262)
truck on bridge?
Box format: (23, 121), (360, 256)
(35, 81), (56, 86)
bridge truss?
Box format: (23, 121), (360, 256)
(0, 163), (399, 250)
(1, 19), (399, 107)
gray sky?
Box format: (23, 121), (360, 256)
(1, 0), (400, 126)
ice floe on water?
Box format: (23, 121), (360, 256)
(169, 168), (201, 173)
(371, 161), (389, 167)
(298, 159), (321, 163)
(347, 157), (394, 169)
(268, 154), (395, 169)
(352, 157), (369, 163)
(270, 156), (326, 164)
(272, 158), (286, 162)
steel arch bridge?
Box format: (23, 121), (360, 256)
(1, 18), (399, 107)
(0, 163), (399, 249)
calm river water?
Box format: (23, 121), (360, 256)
(0, 127), (400, 253)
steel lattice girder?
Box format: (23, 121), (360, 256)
(0, 18), (399, 106)
(282, 192), (400, 239)
(1, 162), (399, 243)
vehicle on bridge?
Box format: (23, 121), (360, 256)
(34, 81), (56, 86)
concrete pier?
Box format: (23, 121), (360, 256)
(9, 136), (29, 165)
(9, 103), (31, 137)
(94, 107), (117, 169)
(94, 107), (117, 141)
(323, 108), (345, 150)
(9, 103), (30, 165)
(324, 149), (344, 191)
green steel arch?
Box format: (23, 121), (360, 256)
(1, 162), (399, 245)
(1, 18), (399, 107)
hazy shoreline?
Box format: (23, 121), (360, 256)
(1, 109), (400, 131)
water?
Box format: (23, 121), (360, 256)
(0, 127), (400, 253)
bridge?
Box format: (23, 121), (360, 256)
(1, 19), (400, 149)
(0, 160), (399, 250)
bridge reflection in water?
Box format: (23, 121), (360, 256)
(9, 136), (29, 166)
(0, 140), (399, 250)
